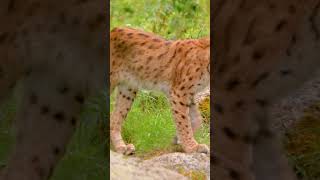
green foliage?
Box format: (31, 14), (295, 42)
(111, 0), (210, 39)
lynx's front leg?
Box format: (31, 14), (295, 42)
(169, 90), (208, 154)
(173, 100), (203, 145)
(110, 85), (137, 155)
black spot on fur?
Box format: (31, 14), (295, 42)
(7, 0), (15, 13)
(40, 105), (50, 114)
(275, 19), (288, 32)
(213, 103), (224, 114)
(53, 112), (65, 122)
(153, 38), (161, 42)
(0, 66), (3, 78)
(226, 78), (240, 91)
(223, 127), (237, 140)
(0, 32), (9, 43)
(288, 5), (296, 14)
(53, 147), (60, 155)
(256, 99), (268, 107)
(280, 69), (293, 76)
(74, 94), (85, 104)
(252, 49), (264, 61)
(74, 0), (89, 4)
(228, 168), (240, 179)
(138, 33), (149, 38)
(269, 3), (276, 10)
(235, 100), (245, 108)
(71, 117), (77, 126)
(211, 156), (220, 165)
(251, 72), (269, 87)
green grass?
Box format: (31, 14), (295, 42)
(110, 0), (210, 157)
(110, 91), (210, 157)
(0, 89), (107, 180)
(111, 0), (210, 39)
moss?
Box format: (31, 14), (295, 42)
(176, 166), (207, 180)
(284, 102), (320, 179)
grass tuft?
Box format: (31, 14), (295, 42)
(285, 102), (320, 179)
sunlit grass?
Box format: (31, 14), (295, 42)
(110, 90), (210, 157)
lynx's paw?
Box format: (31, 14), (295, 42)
(115, 144), (135, 155)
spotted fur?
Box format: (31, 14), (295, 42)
(110, 27), (210, 155)
(0, 0), (106, 179)
(212, 0), (320, 179)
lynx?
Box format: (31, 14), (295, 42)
(212, 0), (320, 179)
(0, 0), (106, 179)
(110, 27), (210, 155)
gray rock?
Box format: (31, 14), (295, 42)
(110, 151), (210, 180)
(144, 153), (210, 180)
(110, 151), (187, 180)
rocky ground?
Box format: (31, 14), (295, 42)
(111, 73), (320, 180)
(271, 71), (320, 133)
(110, 151), (209, 180)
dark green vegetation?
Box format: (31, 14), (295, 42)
(110, 0), (210, 157)
(285, 103), (320, 180)
(0, 87), (107, 179)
